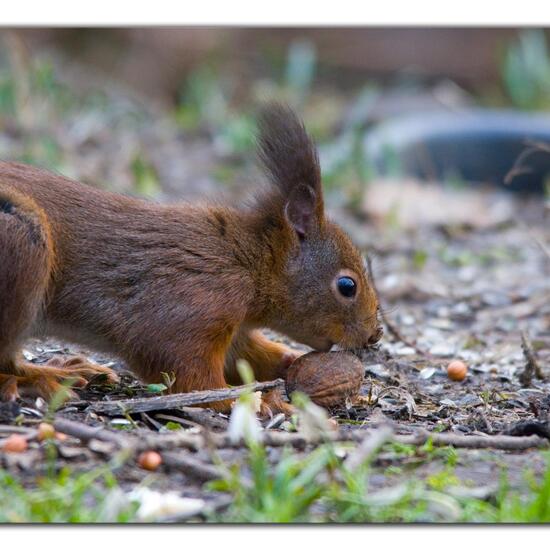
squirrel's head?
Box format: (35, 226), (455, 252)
(252, 104), (382, 352)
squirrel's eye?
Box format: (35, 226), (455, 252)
(337, 276), (356, 298)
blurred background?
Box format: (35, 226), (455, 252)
(0, 27), (548, 382)
(0, 28), (549, 225)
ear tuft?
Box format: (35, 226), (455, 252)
(257, 103), (322, 198)
(256, 103), (324, 237)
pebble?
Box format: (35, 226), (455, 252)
(398, 314), (416, 326)
(419, 367), (437, 380)
(394, 346), (417, 356)
(481, 291), (511, 307)
(365, 364), (392, 379)
(451, 302), (473, 319)
(429, 344), (456, 357)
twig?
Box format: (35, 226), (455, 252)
(365, 256), (432, 358)
(128, 425), (550, 452)
(51, 417), (549, 457)
(397, 429), (548, 450)
(0, 425), (37, 436)
(514, 218), (550, 261)
(88, 380), (284, 416)
(161, 451), (222, 481)
(344, 425), (394, 471)
(163, 407), (229, 431)
(53, 418), (127, 446)
(518, 331), (545, 387)
(504, 140), (550, 186)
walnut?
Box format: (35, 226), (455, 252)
(285, 351), (364, 408)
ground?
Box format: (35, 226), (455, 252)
(1, 193), (548, 522)
(0, 42), (549, 522)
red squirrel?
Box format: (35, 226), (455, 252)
(0, 104), (382, 413)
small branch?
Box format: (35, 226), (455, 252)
(51, 416), (549, 460)
(89, 380), (284, 416)
(518, 331), (545, 387)
(161, 451), (222, 481)
(130, 426), (549, 452)
(398, 430), (548, 450)
(504, 140), (550, 186)
(53, 418), (128, 446)
(0, 425), (37, 436)
(344, 425), (394, 471)
(164, 407), (229, 431)
(514, 218), (550, 261)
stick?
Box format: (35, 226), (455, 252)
(88, 380), (284, 415)
(0, 425), (37, 436)
(396, 430), (548, 450)
(161, 407), (229, 431)
(52, 417), (549, 455)
(130, 426), (550, 452)
(344, 425), (394, 471)
(504, 140), (550, 186)
(161, 451), (222, 481)
(518, 331), (545, 387)
(53, 418), (127, 446)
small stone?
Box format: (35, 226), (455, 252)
(429, 344), (455, 357)
(481, 291), (511, 307)
(395, 346), (417, 356)
(419, 367), (437, 380)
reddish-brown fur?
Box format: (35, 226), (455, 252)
(0, 105), (381, 412)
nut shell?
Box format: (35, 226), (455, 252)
(138, 451), (163, 471)
(2, 434), (28, 453)
(447, 360), (468, 382)
(285, 351), (364, 408)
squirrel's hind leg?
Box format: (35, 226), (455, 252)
(0, 189), (54, 400)
(0, 356), (119, 401)
(0, 189), (53, 359)
(0, 188), (119, 401)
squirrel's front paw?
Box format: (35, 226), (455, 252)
(268, 350), (299, 381)
(259, 388), (295, 418)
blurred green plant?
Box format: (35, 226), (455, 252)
(209, 443), (334, 522)
(175, 39), (319, 159)
(493, 463), (550, 522)
(0, 467), (137, 523)
(209, 382), (550, 524)
(131, 154), (161, 197)
(501, 29), (550, 110)
(0, 70), (15, 114)
(209, 429), (550, 523)
(175, 64), (257, 156)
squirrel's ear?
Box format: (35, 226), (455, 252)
(284, 184), (318, 238)
(256, 103), (324, 236)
